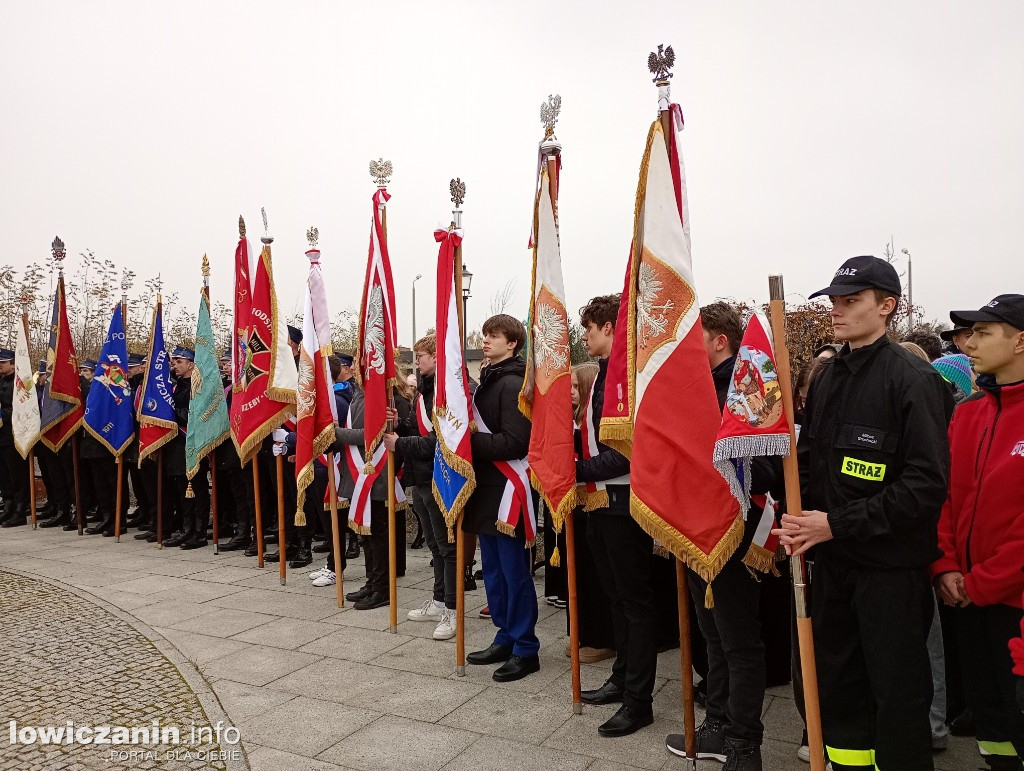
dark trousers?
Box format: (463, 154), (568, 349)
(688, 553), (767, 744)
(587, 501), (658, 710)
(411, 485), (456, 608)
(813, 559), (934, 771)
(956, 603), (1024, 761)
(38, 444), (70, 510)
(559, 510), (615, 649)
(220, 464), (253, 537)
(172, 463), (209, 540)
(0, 444), (28, 511)
(479, 530), (540, 657)
(360, 500), (390, 594)
(88, 455), (126, 522)
(543, 503), (567, 601)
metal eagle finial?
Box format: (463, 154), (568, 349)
(51, 236), (66, 263)
(121, 268), (131, 295)
(450, 178), (466, 209)
(648, 43), (676, 84)
(260, 207), (273, 245)
(238, 215), (246, 239)
(201, 254), (210, 278)
(306, 227), (319, 249)
(540, 94), (562, 139)
(369, 158), (393, 188)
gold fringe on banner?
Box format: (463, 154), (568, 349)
(742, 543), (781, 577)
(295, 508), (306, 527)
(550, 545), (561, 567)
(705, 584), (714, 609)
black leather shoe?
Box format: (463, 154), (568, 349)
(264, 550), (282, 563)
(345, 584), (372, 602)
(163, 532), (188, 547)
(63, 521), (80, 531)
(2, 515), (28, 528)
(102, 528), (116, 537)
(180, 538), (207, 550)
(264, 532), (278, 545)
(146, 532), (159, 543)
(84, 519), (112, 535)
(948, 709), (976, 737)
(39, 513), (70, 528)
(219, 536), (250, 551)
(289, 548), (313, 569)
(345, 540), (360, 560)
(243, 543), (259, 556)
(466, 643), (514, 666)
(581, 681), (625, 705)
(312, 540), (330, 553)
(353, 591), (389, 610)
(135, 531), (154, 540)
(492, 654), (540, 682)
(598, 704), (654, 738)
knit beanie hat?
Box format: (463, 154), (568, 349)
(933, 353), (973, 397)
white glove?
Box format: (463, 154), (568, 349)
(272, 442), (287, 457)
(272, 428), (288, 442)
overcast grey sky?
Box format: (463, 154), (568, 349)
(3, 1), (1022, 344)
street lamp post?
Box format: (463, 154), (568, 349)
(901, 247), (914, 330)
(412, 273), (422, 346)
(461, 263), (473, 351)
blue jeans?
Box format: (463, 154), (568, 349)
(478, 532), (540, 657)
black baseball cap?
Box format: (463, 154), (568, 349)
(950, 294), (1024, 332)
(939, 326), (971, 342)
(809, 256), (902, 299)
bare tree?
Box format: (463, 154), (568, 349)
(489, 278), (518, 316)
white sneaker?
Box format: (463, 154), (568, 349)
(408, 598), (444, 622)
(432, 608), (457, 640)
(308, 564), (328, 581)
(797, 744), (810, 762)
(311, 570), (336, 587)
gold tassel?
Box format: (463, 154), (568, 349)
(363, 463), (374, 475)
(295, 508), (306, 527)
(550, 545), (561, 567)
(704, 584), (714, 609)
(185, 482), (195, 499)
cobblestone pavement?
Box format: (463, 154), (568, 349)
(0, 524), (978, 771)
(0, 570), (232, 771)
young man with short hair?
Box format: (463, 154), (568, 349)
(931, 294), (1024, 770)
(776, 255), (954, 771)
(464, 314), (539, 682)
(575, 293), (660, 737)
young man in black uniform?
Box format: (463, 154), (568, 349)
(775, 256), (954, 771)
(165, 346), (209, 549)
(0, 348), (30, 528)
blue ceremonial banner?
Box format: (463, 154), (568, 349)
(84, 303), (135, 456)
(138, 298), (177, 463)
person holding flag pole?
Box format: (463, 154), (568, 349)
(293, 226), (344, 607)
(36, 236), (85, 532)
(12, 297), (41, 528)
(137, 288), (177, 548)
(429, 179), (476, 674)
(184, 255), (231, 554)
(83, 281), (135, 542)
(518, 94), (582, 710)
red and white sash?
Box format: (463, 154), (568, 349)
(742, 492), (781, 575)
(416, 393), (431, 437)
(578, 379), (630, 511)
(342, 405), (406, 534)
(472, 401), (536, 546)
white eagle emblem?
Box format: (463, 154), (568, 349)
(296, 356), (316, 418)
(532, 302), (569, 377)
(363, 283), (387, 376)
(637, 262), (675, 348)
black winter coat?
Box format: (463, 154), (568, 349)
(395, 373), (436, 487)
(798, 334), (954, 569)
(165, 373), (191, 475)
(0, 372), (13, 447)
(78, 377), (110, 460)
(574, 358), (630, 511)
(333, 385), (411, 501)
(463, 357), (532, 537)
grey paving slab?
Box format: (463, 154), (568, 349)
(370, 636), (461, 677)
(297, 625), (413, 663)
(208, 587), (340, 620)
(231, 617), (341, 650)
(320, 604), (396, 630)
(168, 607), (278, 638)
(207, 680), (298, 724)
(132, 598), (211, 628)
(442, 735), (593, 771)
(542, 710), (677, 770)
(439, 688), (575, 745)
(154, 627), (253, 667)
(188, 565), (269, 584)
(317, 715), (477, 771)
(247, 744), (355, 771)
(76, 585), (163, 611)
(109, 573), (196, 596)
(144, 580), (249, 605)
(239, 695), (380, 755)
(453, 643), (571, 695)
(202, 644), (321, 687)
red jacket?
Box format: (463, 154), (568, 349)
(931, 378), (1024, 608)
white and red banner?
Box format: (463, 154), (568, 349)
(474, 403), (536, 546)
(431, 227), (475, 538)
(229, 235), (298, 463)
(519, 157), (575, 534)
(356, 189), (398, 477)
(12, 314), (41, 459)
(342, 407), (407, 533)
(601, 107), (740, 589)
(294, 248), (338, 523)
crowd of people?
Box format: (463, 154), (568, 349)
(1, 255), (1022, 771)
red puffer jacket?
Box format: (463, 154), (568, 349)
(931, 377), (1024, 608)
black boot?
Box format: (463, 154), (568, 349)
(85, 514), (113, 535)
(345, 535), (360, 560)
(0, 501), (15, 526)
(289, 535), (313, 569)
(220, 528), (251, 552)
(464, 565), (477, 591)
(39, 505), (73, 528)
(723, 738), (762, 771)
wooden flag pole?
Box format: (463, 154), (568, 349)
(252, 459), (265, 568)
(210, 448), (219, 554)
(156, 449), (164, 548)
(564, 513), (583, 714)
(72, 433), (84, 535)
(450, 182), (468, 677)
(653, 67), (698, 768)
(276, 453), (287, 585)
(328, 461), (344, 607)
(387, 446), (398, 633)
(28, 449), (37, 529)
(114, 455), (125, 542)
(769, 274), (825, 771)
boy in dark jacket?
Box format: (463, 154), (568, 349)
(931, 294), (1024, 770)
(463, 315), (539, 682)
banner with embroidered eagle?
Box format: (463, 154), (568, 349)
(229, 232), (297, 463)
(294, 245), (338, 525)
(714, 310), (789, 573)
(137, 296), (177, 463)
(351, 187), (398, 531)
(12, 313), (41, 459)
(84, 304), (135, 456)
(39, 274), (84, 451)
(602, 107), (741, 589)
(519, 157), (575, 542)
